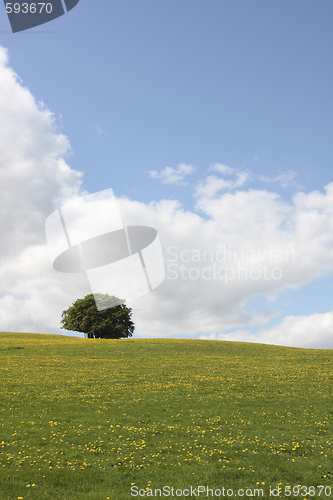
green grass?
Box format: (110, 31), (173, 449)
(0, 332), (332, 499)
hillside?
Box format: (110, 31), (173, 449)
(0, 332), (332, 499)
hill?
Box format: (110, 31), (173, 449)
(0, 332), (332, 499)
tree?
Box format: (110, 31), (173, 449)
(61, 294), (135, 339)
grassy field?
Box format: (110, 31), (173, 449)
(0, 332), (332, 500)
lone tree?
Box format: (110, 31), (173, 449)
(61, 294), (135, 339)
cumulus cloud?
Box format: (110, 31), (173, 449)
(194, 164), (250, 201)
(117, 183), (333, 347)
(1, 46), (333, 348)
(148, 163), (195, 185)
(0, 46), (89, 333)
(200, 311), (333, 349)
(209, 163), (236, 175)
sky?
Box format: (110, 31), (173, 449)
(0, 0), (332, 348)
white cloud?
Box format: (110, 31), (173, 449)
(0, 46), (89, 333)
(259, 170), (297, 188)
(116, 183), (333, 348)
(200, 311), (333, 349)
(194, 166), (250, 202)
(194, 173), (250, 200)
(149, 163), (195, 185)
(1, 46), (333, 349)
(209, 163), (235, 175)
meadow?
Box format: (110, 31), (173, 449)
(0, 332), (332, 500)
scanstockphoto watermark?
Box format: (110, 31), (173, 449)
(131, 485), (265, 497)
(4, 0), (80, 33)
(45, 188), (165, 311)
(165, 245), (296, 283)
(130, 485), (332, 498)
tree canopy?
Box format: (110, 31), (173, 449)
(61, 294), (135, 339)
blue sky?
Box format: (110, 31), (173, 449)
(0, 1), (332, 347)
